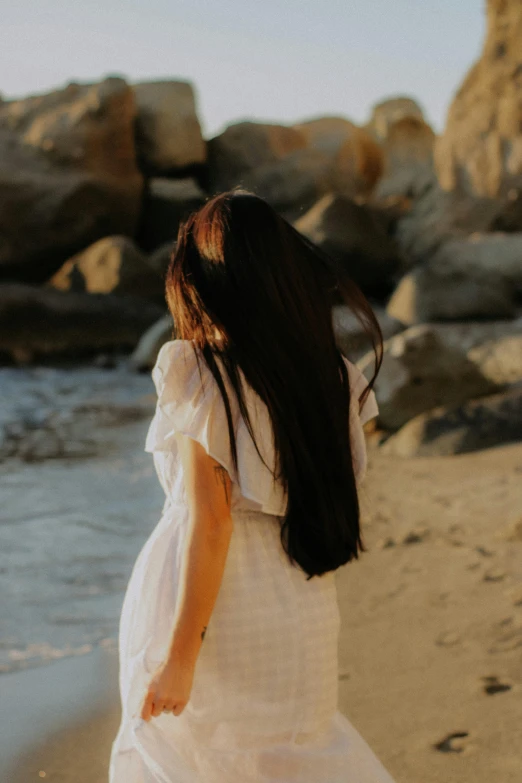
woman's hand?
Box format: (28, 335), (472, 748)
(140, 655), (196, 721)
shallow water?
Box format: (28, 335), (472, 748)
(0, 367), (165, 675)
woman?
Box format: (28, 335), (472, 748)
(109, 189), (397, 782)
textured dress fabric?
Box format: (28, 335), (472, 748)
(109, 340), (397, 783)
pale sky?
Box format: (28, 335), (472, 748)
(1, 0), (485, 138)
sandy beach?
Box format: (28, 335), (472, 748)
(3, 435), (521, 783)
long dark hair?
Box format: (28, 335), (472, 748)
(165, 189), (383, 579)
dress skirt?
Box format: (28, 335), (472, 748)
(108, 501), (397, 782)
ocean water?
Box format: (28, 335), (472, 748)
(0, 367), (165, 675)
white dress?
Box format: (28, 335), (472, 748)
(109, 339), (397, 783)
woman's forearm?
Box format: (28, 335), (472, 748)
(167, 513), (234, 667)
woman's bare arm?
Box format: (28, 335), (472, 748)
(165, 432), (233, 668)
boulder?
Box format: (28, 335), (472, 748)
(206, 117), (384, 215)
(133, 81), (206, 175)
(293, 116), (384, 201)
(380, 384), (522, 457)
(241, 148), (335, 221)
(467, 332), (522, 385)
(0, 284), (164, 363)
(330, 127), (384, 200)
(374, 115), (435, 202)
(129, 314), (175, 371)
(294, 193), (402, 297)
(387, 233), (522, 323)
(426, 318), (522, 385)
(48, 236), (164, 302)
(147, 242), (176, 278)
(0, 77), (143, 283)
(357, 324), (500, 431)
(332, 304), (405, 361)
(390, 174), (521, 270)
(206, 121), (307, 193)
(364, 97), (438, 252)
(435, 0), (522, 231)
(418, 317), (522, 387)
(136, 177), (206, 251)
(367, 97), (426, 140)
(390, 174), (458, 265)
(293, 116), (361, 157)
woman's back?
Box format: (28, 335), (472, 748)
(145, 339), (378, 520)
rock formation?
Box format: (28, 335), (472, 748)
(0, 78), (143, 283)
(435, 0), (522, 230)
(133, 80), (206, 175)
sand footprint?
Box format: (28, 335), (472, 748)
(488, 625), (522, 653)
(481, 675), (512, 695)
(483, 568), (506, 582)
(433, 731), (470, 753)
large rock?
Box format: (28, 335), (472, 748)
(0, 78), (143, 283)
(147, 241), (176, 278)
(0, 284), (164, 363)
(379, 115), (434, 171)
(467, 332), (522, 385)
(428, 318), (522, 386)
(293, 116), (384, 199)
(129, 314), (175, 371)
(206, 121), (307, 193)
(133, 81), (206, 175)
(367, 97), (426, 140)
(293, 116), (361, 157)
(207, 117), (384, 216)
(357, 324), (500, 431)
(364, 98), (438, 255)
(389, 172), (520, 271)
(374, 120), (435, 203)
(294, 194), (402, 297)
(390, 175), (458, 265)
(435, 0), (522, 229)
(136, 177), (206, 251)
(332, 304), (405, 361)
(380, 384), (522, 456)
(241, 148), (335, 221)
(330, 129), (384, 200)
(379, 50), (522, 265)
(387, 233), (522, 323)
(48, 236), (164, 302)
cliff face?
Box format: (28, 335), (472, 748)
(435, 0), (522, 201)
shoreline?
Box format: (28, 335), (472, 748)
(0, 646), (120, 783)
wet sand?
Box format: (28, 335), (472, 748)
(2, 438), (522, 783)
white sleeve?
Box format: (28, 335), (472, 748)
(343, 357), (379, 425)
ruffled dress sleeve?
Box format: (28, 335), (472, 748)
(144, 340), (288, 516)
(145, 340), (233, 468)
(343, 356), (379, 483)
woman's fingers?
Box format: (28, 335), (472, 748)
(140, 689), (187, 721)
(140, 690), (155, 721)
(151, 698), (166, 717)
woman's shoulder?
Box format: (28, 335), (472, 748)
(151, 339), (211, 402)
(154, 338), (195, 371)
